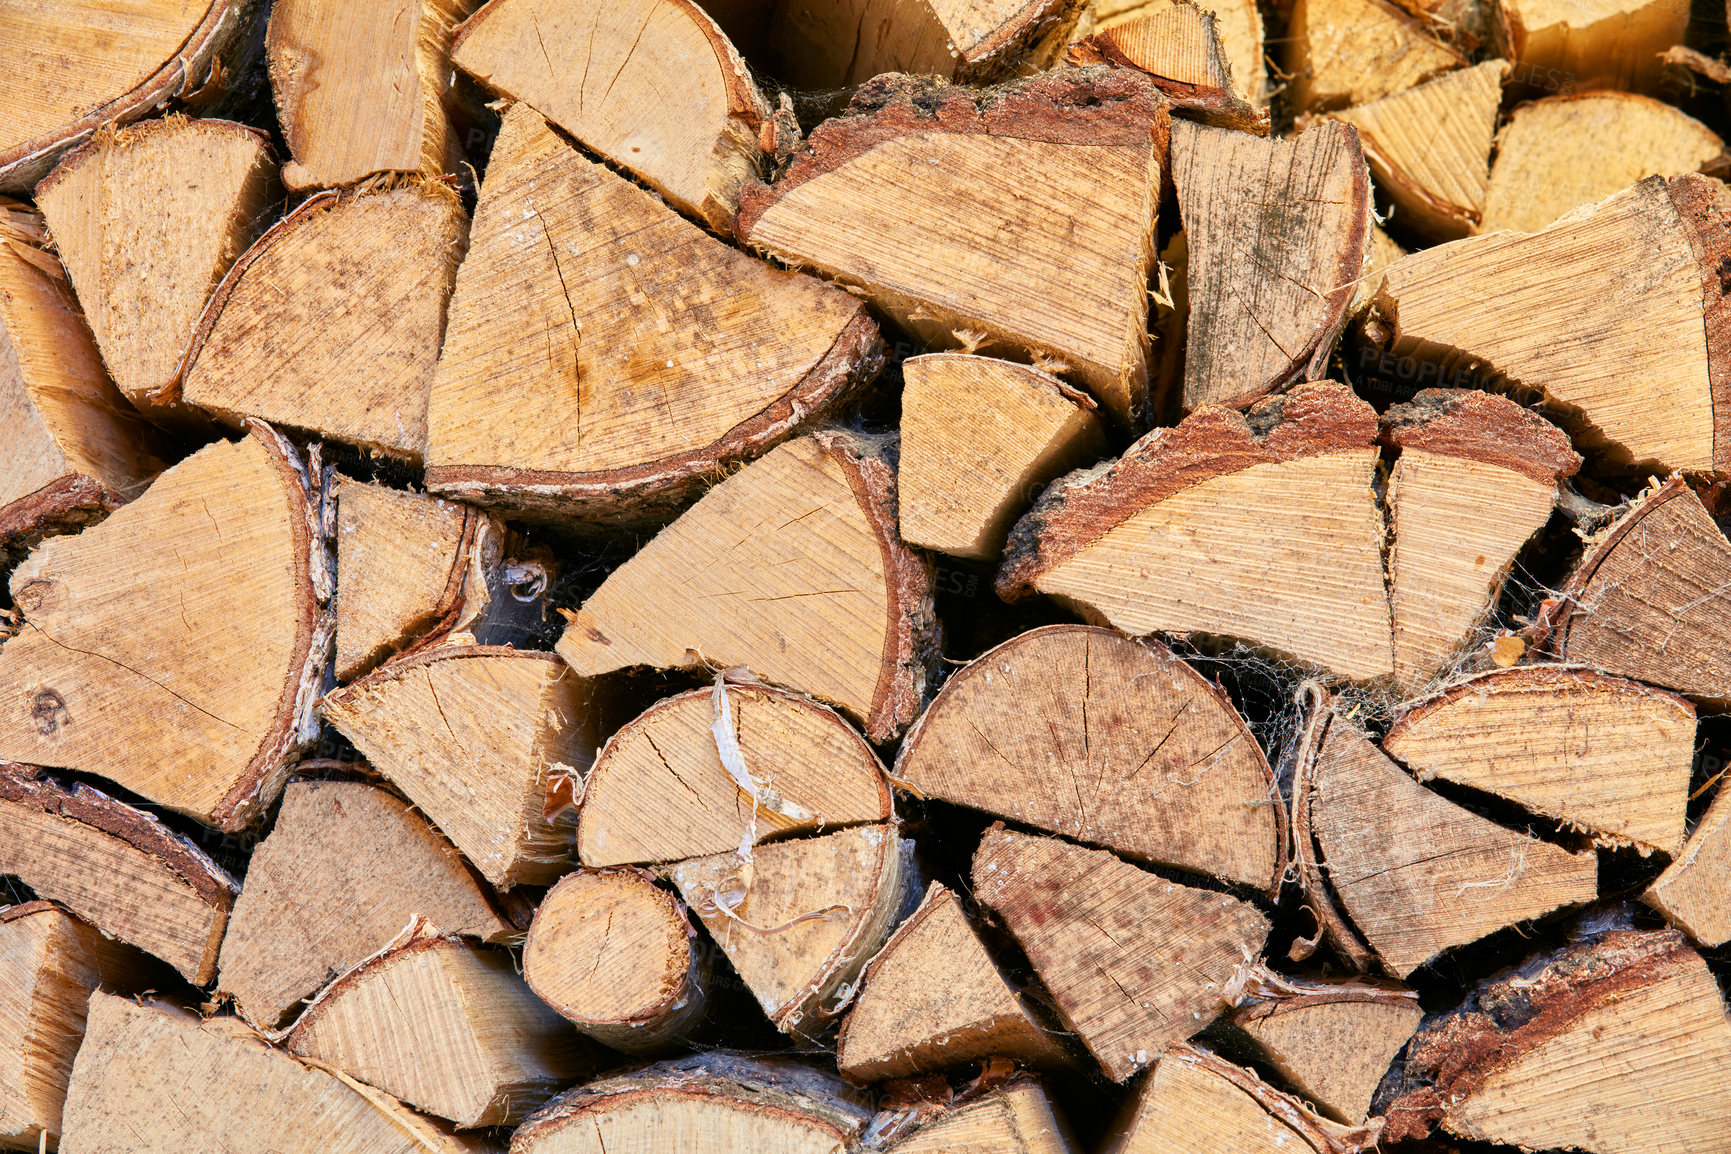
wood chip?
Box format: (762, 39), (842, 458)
(1284, 0), (1463, 112)
(1645, 781), (1731, 947)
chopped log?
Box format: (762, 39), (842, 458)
(35, 116), (280, 417)
(971, 825), (1270, 1082)
(319, 644), (598, 888)
(60, 992), (493, 1153)
(1284, 0), (1464, 113)
(668, 823), (914, 1042)
(1078, 0), (1267, 106)
(522, 868), (708, 1054)
(268, 0), (480, 191)
(836, 882), (1065, 1081)
(736, 70), (1170, 428)
(1349, 224), (1405, 315)
(0, 766), (237, 985)
(180, 182), (468, 461)
(424, 104), (882, 528)
(1369, 174), (1731, 475)
(1645, 782), (1731, 946)
(1481, 92), (1727, 234)
(895, 625), (1283, 891)
(1170, 119), (1368, 412)
(1379, 389), (1579, 689)
(878, 1074), (1080, 1154)
(555, 433), (938, 744)
(0, 423), (330, 831)
(997, 382), (1394, 683)
(217, 778), (515, 1030)
(578, 682), (891, 868)
(1493, 0), (1687, 96)
(897, 354), (1108, 562)
(1066, 6), (1267, 132)
(285, 921), (597, 1128)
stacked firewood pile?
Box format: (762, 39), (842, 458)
(5, 0), (1731, 1150)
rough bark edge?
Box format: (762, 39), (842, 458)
(1660, 173), (1731, 474)
(1166, 1045), (1383, 1154)
(1388, 664), (1696, 734)
(1065, 15), (1269, 134)
(32, 115), (275, 200)
(1350, 128), (1477, 240)
(0, 474), (125, 551)
(1287, 690), (1378, 970)
(996, 381), (1378, 602)
(0, 898), (61, 923)
(957, 0), (1090, 80)
(425, 310), (885, 531)
(1379, 387), (1581, 485)
(1227, 963), (1419, 1023)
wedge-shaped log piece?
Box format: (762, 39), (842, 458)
(556, 433), (937, 743)
(0, 767), (237, 985)
(1645, 782), (1731, 946)
(669, 824), (914, 1042)
(972, 826), (1269, 1082)
(426, 105), (880, 527)
(836, 882), (1064, 1081)
(1383, 927), (1731, 1150)
(1380, 390), (1579, 689)
(61, 993), (492, 1153)
(1078, 0), (1267, 105)
(218, 779), (513, 1030)
(1067, 6), (1266, 132)
(998, 383), (1393, 682)
(1284, 0), (1463, 112)
(320, 645), (597, 888)
(0, 424), (329, 830)
(1482, 92), (1727, 233)
(1372, 174), (1731, 474)
(182, 182), (467, 460)
(897, 626), (1281, 890)
(738, 70), (1168, 427)
(269, 0), (481, 191)
(579, 683), (890, 867)
(1494, 0), (1686, 96)
(880, 1076), (1079, 1154)
(899, 354), (1108, 561)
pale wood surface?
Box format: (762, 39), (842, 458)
(1349, 224), (1405, 315)
(1066, 5), (1266, 132)
(1646, 782), (1731, 947)
(1080, 0), (1265, 104)
(1284, 0), (1462, 112)
(884, 1079), (1079, 1154)
(1495, 0), (1688, 95)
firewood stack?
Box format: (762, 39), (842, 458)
(7, 0), (1731, 1150)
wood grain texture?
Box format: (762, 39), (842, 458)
(1078, 0), (1266, 105)
(1066, 5), (1267, 132)
(882, 1078), (1079, 1153)
(1645, 782), (1731, 946)
(1283, 0), (1462, 112)
(1494, 0), (1688, 96)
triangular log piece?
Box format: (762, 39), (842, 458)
(668, 823), (914, 1042)
(319, 644), (599, 888)
(1369, 174), (1731, 475)
(35, 116), (280, 420)
(451, 0), (766, 231)
(0, 204), (167, 548)
(971, 825), (1270, 1083)
(1327, 60), (1508, 242)
(0, 423), (330, 831)
(285, 922), (598, 1128)
(1170, 120), (1368, 412)
(180, 182), (468, 461)
(60, 993), (493, 1153)
(1348, 224), (1405, 316)
(1382, 926), (1731, 1150)
(267, 0), (480, 192)
(1481, 92), (1727, 234)
(736, 70), (1169, 428)
(0, 766), (238, 985)
(555, 433), (938, 744)
(512, 1052), (874, 1153)
(1304, 711), (1597, 978)
(898, 354), (1108, 562)
(996, 382), (1394, 683)
(577, 682), (891, 868)
(1078, 0), (1267, 105)
(1645, 781), (1731, 947)
(835, 882), (1066, 1081)
(895, 625), (1283, 891)
(522, 868), (708, 1054)
(1283, 0), (1463, 113)
(1493, 0), (1687, 96)
(424, 104), (882, 528)
(1067, 6), (1267, 132)
(1378, 389), (1579, 689)
(217, 779), (514, 1031)
(1384, 667), (1696, 855)
(879, 1075), (1080, 1154)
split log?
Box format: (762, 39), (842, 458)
(0, 424), (330, 830)
(1493, 0), (1687, 96)
(736, 70), (1170, 428)
(217, 778), (515, 1030)
(522, 868), (708, 1054)
(268, 0), (481, 191)
(578, 682), (891, 868)
(1349, 224), (1405, 315)
(668, 824), (915, 1042)
(1283, 0), (1463, 112)
(997, 382), (1394, 683)
(1645, 782), (1731, 946)
(895, 625), (1283, 890)
(1077, 0), (1267, 106)
(180, 182), (468, 461)
(0, 766), (237, 985)
(285, 922), (597, 1128)
(897, 354), (1108, 562)
(835, 882), (1065, 1081)
(1481, 92), (1727, 234)
(876, 1074), (1079, 1154)
(971, 825), (1270, 1082)
(319, 644), (598, 888)
(424, 104), (881, 527)
(1066, 5), (1267, 132)
(555, 433), (938, 744)
(1169, 119), (1368, 412)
